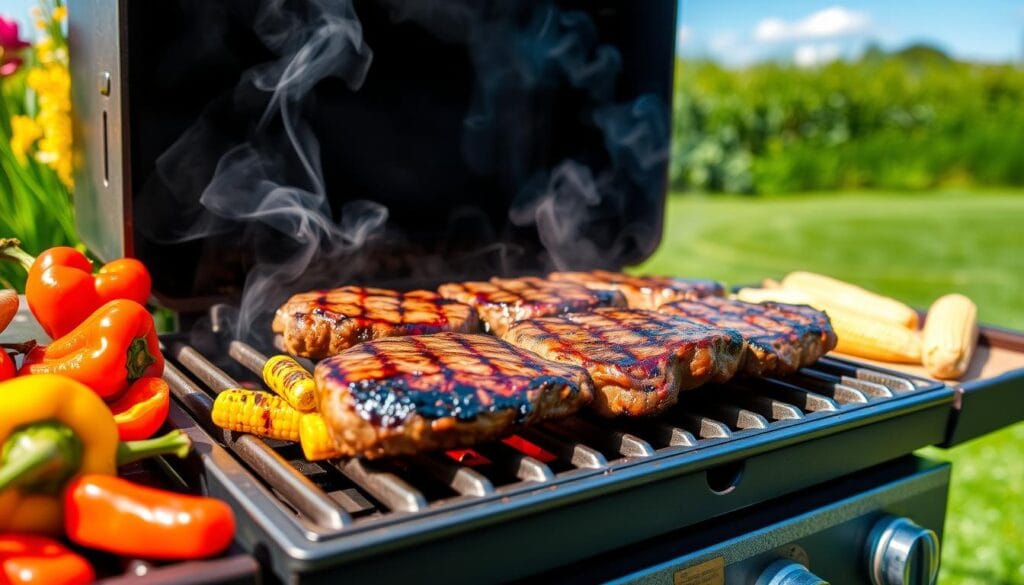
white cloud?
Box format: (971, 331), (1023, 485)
(709, 31), (739, 53)
(755, 6), (869, 43)
(677, 25), (693, 50)
(794, 43), (842, 67)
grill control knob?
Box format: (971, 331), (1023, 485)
(866, 515), (940, 585)
(755, 560), (829, 585)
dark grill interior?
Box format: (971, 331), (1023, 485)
(162, 305), (934, 540)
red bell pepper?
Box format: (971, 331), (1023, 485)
(64, 474), (236, 560)
(0, 239), (151, 339)
(0, 351), (13, 381)
(110, 376), (171, 440)
(0, 534), (94, 585)
(21, 299), (164, 400)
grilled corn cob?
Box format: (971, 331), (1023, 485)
(922, 293), (978, 380)
(781, 271), (920, 329)
(829, 307), (922, 363)
(734, 287), (816, 306)
(299, 413), (344, 461)
(211, 389), (301, 442)
(262, 355), (317, 412)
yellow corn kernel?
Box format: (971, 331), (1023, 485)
(211, 389), (301, 442)
(262, 355), (317, 412)
(299, 413), (343, 461)
(922, 293), (978, 380)
(781, 271), (920, 329)
(829, 308), (922, 364)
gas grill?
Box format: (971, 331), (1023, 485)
(66, 0), (1024, 583)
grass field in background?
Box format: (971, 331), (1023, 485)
(636, 191), (1024, 584)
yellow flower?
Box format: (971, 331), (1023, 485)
(52, 6), (66, 22)
(10, 115), (42, 163)
(26, 62), (74, 187)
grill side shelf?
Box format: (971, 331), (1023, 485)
(941, 323), (1024, 446)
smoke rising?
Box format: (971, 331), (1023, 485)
(135, 0), (671, 344)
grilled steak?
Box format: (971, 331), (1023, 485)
(314, 333), (594, 458)
(503, 309), (744, 417)
(437, 276), (626, 336)
(273, 287), (479, 359)
(659, 297), (837, 376)
(549, 270), (724, 309)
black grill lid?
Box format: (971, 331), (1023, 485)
(78, 0), (676, 310)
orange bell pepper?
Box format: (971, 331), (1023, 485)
(0, 239), (151, 339)
(110, 377), (170, 441)
(21, 299), (164, 400)
(0, 534), (94, 585)
(64, 474), (236, 560)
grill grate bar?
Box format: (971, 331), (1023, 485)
(228, 340), (272, 376)
(649, 422), (698, 447)
(335, 459), (428, 513)
(411, 454), (495, 497)
(784, 373), (870, 405)
(473, 444), (555, 483)
(167, 345), (352, 530)
(703, 404), (769, 430)
(557, 418), (656, 458)
(726, 390), (804, 421)
(519, 428), (608, 469)
(814, 357), (917, 393)
(173, 345), (239, 394)
(675, 413), (733, 439)
(837, 376), (894, 399)
(750, 378), (838, 412)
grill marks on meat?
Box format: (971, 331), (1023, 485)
(273, 287), (479, 359)
(549, 270), (725, 309)
(437, 276), (626, 336)
(659, 297), (837, 376)
(314, 333), (593, 458)
(503, 309), (744, 417)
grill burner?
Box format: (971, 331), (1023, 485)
(161, 305), (952, 582)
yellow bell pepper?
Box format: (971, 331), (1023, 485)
(0, 374), (190, 534)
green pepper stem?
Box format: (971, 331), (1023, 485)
(117, 429), (192, 466)
(0, 422), (83, 493)
(0, 238), (36, 273)
(126, 337), (157, 381)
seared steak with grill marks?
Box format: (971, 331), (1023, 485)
(549, 270), (724, 309)
(437, 276), (626, 336)
(659, 297), (837, 376)
(314, 333), (594, 458)
(503, 308), (744, 417)
(273, 287), (479, 359)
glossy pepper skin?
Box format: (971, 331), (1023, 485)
(21, 299), (164, 400)
(0, 375), (191, 535)
(20, 245), (151, 340)
(0, 352), (13, 381)
(110, 376), (170, 441)
(65, 474), (236, 560)
(0, 534), (95, 585)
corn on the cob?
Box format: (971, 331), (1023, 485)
(299, 413), (344, 461)
(828, 307), (922, 363)
(734, 287), (816, 306)
(781, 271), (920, 329)
(0, 289), (17, 333)
(922, 293), (978, 380)
(211, 389), (301, 442)
(262, 355), (317, 412)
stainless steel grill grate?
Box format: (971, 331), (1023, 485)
(162, 314), (934, 540)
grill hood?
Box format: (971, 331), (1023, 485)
(70, 0), (677, 311)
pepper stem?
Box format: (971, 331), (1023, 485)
(0, 421), (83, 493)
(0, 238), (36, 273)
(116, 429), (192, 466)
(126, 337), (157, 381)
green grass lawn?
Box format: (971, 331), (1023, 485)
(636, 190), (1024, 584)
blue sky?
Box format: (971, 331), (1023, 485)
(678, 1), (1024, 66)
